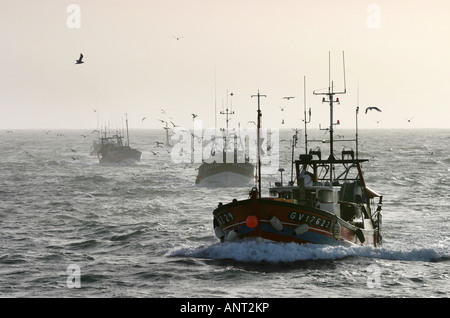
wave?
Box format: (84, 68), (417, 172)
(0, 253), (30, 265)
(66, 239), (101, 250)
(167, 241), (450, 263)
(109, 229), (146, 242)
(73, 175), (110, 182)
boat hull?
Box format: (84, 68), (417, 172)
(99, 147), (142, 164)
(213, 195), (379, 247)
(196, 162), (255, 186)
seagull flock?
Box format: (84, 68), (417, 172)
(4, 50), (420, 164)
(66, 49), (417, 155)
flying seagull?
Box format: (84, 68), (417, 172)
(172, 35), (183, 40)
(75, 53), (84, 64)
(365, 106), (382, 114)
(404, 117), (414, 122)
(283, 96), (295, 100)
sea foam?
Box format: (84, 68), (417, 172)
(168, 241), (450, 263)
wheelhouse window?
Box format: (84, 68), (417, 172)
(269, 190), (278, 197)
(281, 192), (293, 199)
(318, 190), (334, 203)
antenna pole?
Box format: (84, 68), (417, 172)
(342, 51), (347, 93)
(328, 51), (331, 92)
(251, 90), (266, 198)
(303, 75), (311, 154)
(356, 80), (359, 159)
(214, 69), (217, 136)
(329, 82), (334, 160)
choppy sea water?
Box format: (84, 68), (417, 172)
(0, 128), (449, 300)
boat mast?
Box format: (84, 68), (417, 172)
(164, 122), (170, 146)
(303, 75), (311, 154)
(313, 51), (347, 182)
(251, 90), (266, 198)
(220, 91), (234, 162)
(214, 69), (217, 137)
(221, 90), (234, 135)
(290, 129), (298, 183)
(356, 81), (360, 159)
(125, 113), (130, 146)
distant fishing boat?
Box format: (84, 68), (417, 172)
(195, 155), (255, 186)
(196, 92), (255, 186)
(212, 54), (383, 247)
(91, 115), (142, 164)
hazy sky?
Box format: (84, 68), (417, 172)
(1, 0), (449, 130)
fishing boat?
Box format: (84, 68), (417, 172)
(91, 115), (142, 164)
(195, 133), (255, 186)
(212, 56), (383, 247)
(196, 93), (255, 186)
